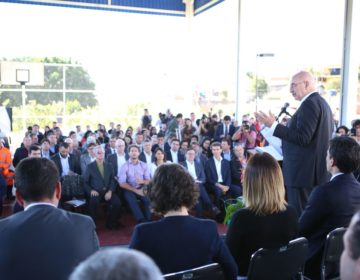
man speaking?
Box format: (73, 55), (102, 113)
(255, 71), (333, 216)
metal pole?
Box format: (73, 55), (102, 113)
(21, 84), (26, 132)
(255, 57), (258, 113)
(63, 65), (66, 128)
(235, 0), (242, 120)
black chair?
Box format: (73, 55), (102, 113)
(321, 227), (346, 280)
(247, 237), (308, 280)
(163, 263), (224, 280)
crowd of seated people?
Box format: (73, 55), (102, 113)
(1, 109), (360, 279)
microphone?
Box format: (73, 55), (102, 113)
(277, 102), (290, 120)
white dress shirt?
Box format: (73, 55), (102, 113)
(60, 155), (70, 177)
(117, 154), (127, 178)
(214, 157), (223, 183)
(170, 150), (179, 164)
(186, 160), (197, 180)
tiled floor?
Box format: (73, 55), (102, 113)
(1, 199), (228, 246)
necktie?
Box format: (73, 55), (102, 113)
(225, 125), (228, 136)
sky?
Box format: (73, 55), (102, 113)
(0, 0), (359, 117)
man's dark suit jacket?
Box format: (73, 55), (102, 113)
(0, 204), (99, 280)
(166, 150), (185, 163)
(139, 152), (154, 164)
(106, 153), (129, 177)
(12, 147), (28, 167)
(299, 173), (360, 258)
(84, 161), (116, 196)
(214, 123), (235, 141)
(274, 92), (333, 188)
(180, 161), (206, 183)
(129, 215), (237, 279)
(51, 153), (81, 176)
(204, 157), (231, 187)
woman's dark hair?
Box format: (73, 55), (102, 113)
(149, 164), (199, 214)
(336, 125), (349, 135)
(153, 147), (167, 165)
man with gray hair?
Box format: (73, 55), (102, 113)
(84, 146), (121, 229)
(70, 248), (163, 280)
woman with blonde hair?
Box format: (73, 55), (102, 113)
(226, 152), (298, 277)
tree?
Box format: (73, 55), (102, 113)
(246, 72), (269, 99)
(0, 57), (98, 107)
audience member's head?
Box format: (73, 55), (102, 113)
(128, 144), (140, 159)
(211, 142), (222, 159)
(243, 152), (286, 215)
(70, 248), (163, 280)
(154, 148), (166, 165)
(29, 145), (41, 158)
(185, 148), (196, 163)
(170, 139), (180, 152)
(336, 125), (349, 136)
(341, 212), (360, 280)
(328, 136), (360, 174)
(15, 158), (60, 207)
(149, 163), (199, 215)
(115, 139), (126, 154)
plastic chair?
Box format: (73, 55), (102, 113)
(163, 263), (224, 280)
(321, 227), (346, 280)
(247, 237), (308, 280)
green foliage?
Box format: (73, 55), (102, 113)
(223, 197), (245, 225)
(0, 57), (97, 107)
(246, 72), (269, 99)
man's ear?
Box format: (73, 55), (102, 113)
(330, 157), (337, 167)
(54, 181), (62, 200)
(15, 190), (25, 207)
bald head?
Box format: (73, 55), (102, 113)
(290, 71), (316, 101)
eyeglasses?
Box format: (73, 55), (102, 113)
(290, 81), (305, 88)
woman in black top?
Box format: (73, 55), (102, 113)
(226, 152), (299, 277)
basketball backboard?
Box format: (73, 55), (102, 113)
(0, 61), (44, 86)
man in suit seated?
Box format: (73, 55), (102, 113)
(230, 144), (246, 195)
(52, 142), (81, 177)
(80, 142), (97, 175)
(151, 132), (166, 152)
(106, 139), (129, 181)
(139, 139), (153, 172)
(84, 146), (121, 229)
(191, 141), (208, 168)
(340, 211), (360, 280)
(40, 138), (54, 159)
(221, 137), (233, 161)
(118, 144), (151, 223)
(204, 142), (241, 209)
(166, 138), (185, 164)
(214, 115), (235, 141)
(0, 157), (99, 280)
(181, 148), (220, 217)
(299, 136), (360, 279)
(105, 136), (117, 159)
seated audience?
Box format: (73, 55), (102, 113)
(129, 164), (238, 279)
(299, 136), (360, 279)
(200, 137), (212, 158)
(119, 144), (151, 223)
(84, 146), (121, 229)
(221, 137), (233, 161)
(204, 142), (241, 208)
(150, 147), (168, 177)
(80, 142), (97, 175)
(13, 135), (32, 167)
(70, 248), (163, 280)
(139, 139), (153, 172)
(0, 158), (99, 280)
(230, 144), (246, 194)
(165, 138), (185, 164)
(226, 152), (298, 277)
(40, 138), (54, 159)
(340, 211), (360, 280)
(336, 125), (349, 136)
(214, 115), (235, 141)
(180, 148), (220, 217)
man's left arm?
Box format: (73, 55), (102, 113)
(299, 186), (329, 237)
(274, 98), (323, 146)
